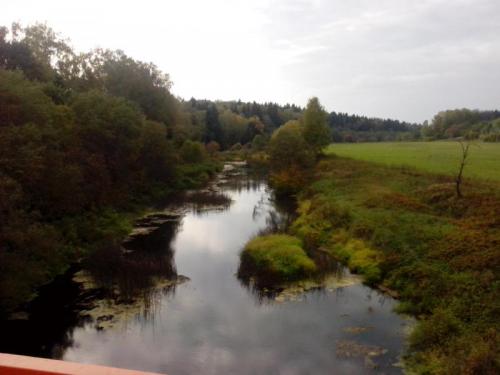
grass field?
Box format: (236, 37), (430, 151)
(326, 141), (500, 182)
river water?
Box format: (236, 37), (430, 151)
(1, 163), (410, 374)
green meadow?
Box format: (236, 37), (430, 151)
(326, 142), (500, 182)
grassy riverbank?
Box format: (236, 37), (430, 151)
(290, 155), (499, 374)
(239, 234), (316, 285)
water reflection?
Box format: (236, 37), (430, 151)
(84, 217), (180, 303)
(182, 191), (233, 214)
(237, 253), (354, 303)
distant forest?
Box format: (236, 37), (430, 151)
(328, 112), (421, 142)
(422, 109), (500, 142)
(183, 99), (500, 145)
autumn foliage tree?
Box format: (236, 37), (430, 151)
(267, 97), (331, 193)
(0, 23), (217, 316)
(302, 97), (331, 157)
(268, 120), (314, 193)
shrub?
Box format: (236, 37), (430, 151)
(205, 141), (220, 155)
(239, 234), (317, 284)
(180, 140), (207, 163)
(270, 166), (311, 195)
(328, 238), (382, 284)
(251, 134), (268, 151)
(230, 142), (243, 151)
(268, 121), (314, 172)
(482, 133), (500, 142)
(410, 307), (462, 350)
(291, 197), (351, 249)
(246, 151), (269, 169)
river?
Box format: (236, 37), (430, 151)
(0, 163), (411, 374)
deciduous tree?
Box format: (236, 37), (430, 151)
(303, 97), (331, 156)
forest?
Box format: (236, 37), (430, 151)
(329, 109), (500, 143)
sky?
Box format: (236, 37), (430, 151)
(2, 0), (500, 123)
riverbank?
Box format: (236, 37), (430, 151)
(288, 154), (499, 374)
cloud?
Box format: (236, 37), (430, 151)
(258, 0), (500, 121)
(2, 0), (499, 122)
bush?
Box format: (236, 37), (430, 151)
(239, 234), (317, 284)
(205, 141), (220, 155)
(328, 238), (382, 284)
(230, 142), (243, 151)
(251, 134), (268, 151)
(246, 151), (269, 169)
(410, 307), (462, 350)
(268, 121), (314, 172)
(180, 140), (207, 163)
(483, 133), (500, 142)
(270, 166), (311, 195)
(291, 198), (351, 249)
(176, 161), (220, 189)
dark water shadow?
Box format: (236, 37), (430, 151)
(0, 266), (94, 359)
(84, 217), (182, 303)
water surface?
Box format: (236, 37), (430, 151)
(3, 165), (410, 374)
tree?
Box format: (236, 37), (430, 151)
(205, 141), (220, 155)
(180, 140), (206, 163)
(455, 139), (471, 198)
(268, 120), (314, 193)
(101, 51), (178, 128)
(204, 103), (222, 144)
(218, 109), (247, 148)
(251, 134), (268, 151)
(138, 120), (176, 185)
(302, 97), (331, 156)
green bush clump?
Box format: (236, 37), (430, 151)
(239, 234), (317, 283)
(410, 307), (462, 350)
(176, 161), (221, 189)
(328, 236), (382, 284)
(180, 140), (207, 163)
(291, 198), (351, 249)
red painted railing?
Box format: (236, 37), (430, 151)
(0, 353), (164, 375)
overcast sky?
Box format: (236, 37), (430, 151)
(2, 0), (500, 122)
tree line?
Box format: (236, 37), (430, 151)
(330, 109), (500, 143)
(422, 109), (500, 142)
(0, 23), (219, 316)
(329, 112), (421, 142)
